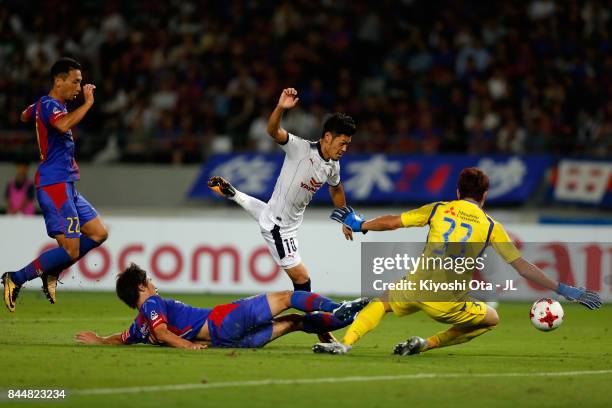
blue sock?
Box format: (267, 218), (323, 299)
(12, 246), (73, 286)
(302, 312), (352, 334)
(45, 236), (102, 278)
(290, 291), (340, 313)
(78, 236), (101, 258)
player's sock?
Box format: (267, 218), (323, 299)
(302, 312), (351, 334)
(231, 190), (267, 221)
(292, 279), (311, 292)
(12, 247), (73, 286)
(290, 290), (339, 312)
(78, 236), (101, 258)
(45, 236), (101, 278)
(342, 300), (386, 346)
(425, 326), (493, 350)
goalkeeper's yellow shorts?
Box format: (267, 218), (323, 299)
(387, 296), (487, 327)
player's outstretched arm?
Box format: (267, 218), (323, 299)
(75, 331), (125, 345)
(152, 324), (207, 350)
(510, 257), (602, 310)
(330, 207), (403, 233)
(52, 84), (96, 133)
(361, 215), (404, 232)
(267, 88), (299, 144)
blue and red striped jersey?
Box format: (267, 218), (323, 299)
(23, 96), (80, 187)
(121, 295), (211, 345)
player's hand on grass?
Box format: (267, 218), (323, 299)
(557, 283), (602, 310)
(342, 224), (353, 241)
(331, 206), (366, 233)
(83, 84), (96, 106)
(186, 342), (207, 350)
(277, 88), (299, 110)
(75, 331), (103, 345)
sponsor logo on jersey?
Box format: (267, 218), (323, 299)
(300, 177), (323, 193)
(444, 207), (457, 216)
(150, 310), (159, 321)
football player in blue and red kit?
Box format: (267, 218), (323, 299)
(75, 264), (369, 349)
(2, 58), (108, 312)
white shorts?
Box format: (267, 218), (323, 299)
(259, 224), (301, 269)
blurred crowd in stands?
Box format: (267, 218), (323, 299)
(0, 0), (610, 164)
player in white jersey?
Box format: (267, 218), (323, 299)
(208, 88), (357, 294)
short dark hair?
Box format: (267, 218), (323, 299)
(457, 167), (489, 201)
(50, 57), (82, 79)
(116, 263), (148, 309)
(322, 113), (356, 138)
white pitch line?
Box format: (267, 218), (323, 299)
(73, 369), (612, 396)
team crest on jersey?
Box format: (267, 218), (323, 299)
(300, 177), (323, 193)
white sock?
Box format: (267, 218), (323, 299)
(231, 190), (267, 221)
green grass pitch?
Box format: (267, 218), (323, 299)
(1, 291), (611, 407)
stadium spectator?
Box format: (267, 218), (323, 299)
(0, 1), (610, 162)
(4, 162), (35, 216)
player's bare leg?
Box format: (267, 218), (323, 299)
(394, 306), (499, 356)
(80, 216), (109, 243)
(208, 176), (267, 221)
(284, 263), (310, 289)
(267, 314), (304, 342)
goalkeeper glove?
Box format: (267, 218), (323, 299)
(556, 283), (602, 310)
(330, 206), (366, 233)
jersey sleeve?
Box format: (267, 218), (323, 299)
(278, 133), (310, 159)
(120, 320), (141, 345)
(328, 163), (341, 187)
(489, 222), (522, 263)
(21, 104), (35, 122)
(400, 202), (443, 228)
(45, 99), (67, 128)
(141, 296), (169, 330)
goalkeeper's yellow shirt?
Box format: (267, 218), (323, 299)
(401, 199), (521, 264)
(388, 199), (521, 313)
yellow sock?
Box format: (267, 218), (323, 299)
(426, 326), (493, 350)
(342, 300), (386, 346)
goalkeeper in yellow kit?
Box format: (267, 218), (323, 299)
(313, 168), (602, 355)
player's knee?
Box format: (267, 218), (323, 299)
(96, 227), (109, 244)
(484, 307), (499, 327)
(91, 225), (109, 243)
(269, 290), (293, 307)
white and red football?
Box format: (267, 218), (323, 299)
(530, 298), (564, 331)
